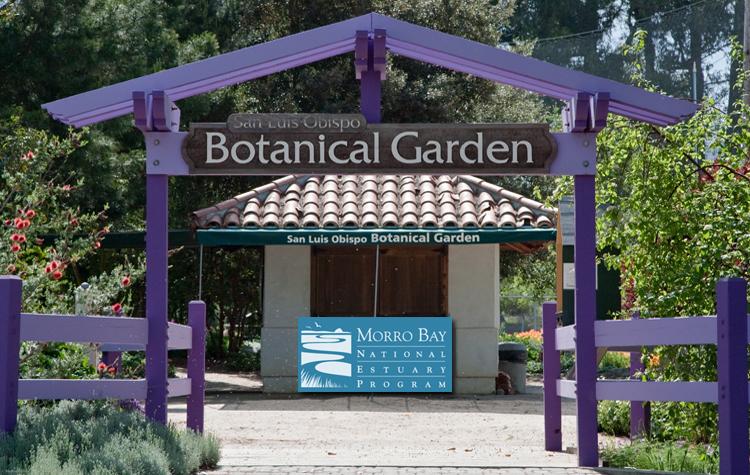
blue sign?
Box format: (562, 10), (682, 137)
(297, 316), (452, 393)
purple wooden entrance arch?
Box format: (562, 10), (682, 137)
(40, 13), (697, 468)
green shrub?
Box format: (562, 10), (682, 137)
(224, 341), (261, 372)
(601, 440), (718, 474)
(499, 331), (574, 375)
(598, 400), (631, 437)
(0, 400), (220, 475)
(599, 351), (630, 371)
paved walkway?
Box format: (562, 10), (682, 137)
(170, 375), (636, 473)
(202, 466), (610, 474)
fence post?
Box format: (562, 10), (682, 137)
(0, 276), (22, 434)
(629, 311), (650, 438)
(573, 174), (599, 467)
(543, 301), (562, 451)
(717, 277), (748, 475)
(186, 300), (206, 433)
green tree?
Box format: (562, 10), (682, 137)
(562, 33), (750, 443)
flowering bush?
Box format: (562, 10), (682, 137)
(1, 118), (146, 380)
(0, 117), (106, 312)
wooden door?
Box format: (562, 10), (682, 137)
(311, 245), (447, 316)
(311, 246), (376, 316)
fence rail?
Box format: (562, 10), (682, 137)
(555, 315), (724, 352)
(543, 277), (749, 475)
(0, 276), (206, 435)
(20, 313), (148, 345)
(19, 379), (148, 400)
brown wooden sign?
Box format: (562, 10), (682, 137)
(182, 114), (557, 175)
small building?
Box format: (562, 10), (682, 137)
(192, 174), (556, 394)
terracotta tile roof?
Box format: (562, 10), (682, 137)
(191, 175), (556, 230)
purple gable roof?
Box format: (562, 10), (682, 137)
(42, 12), (698, 128)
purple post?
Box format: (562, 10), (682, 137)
(360, 70), (381, 123)
(574, 174), (598, 467)
(629, 312), (650, 438)
(186, 300), (206, 433)
(358, 32), (383, 124)
(145, 174), (169, 423)
(543, 301), (562, 451)
(0, 276), (22, 434)
(716, 277), (748, 475)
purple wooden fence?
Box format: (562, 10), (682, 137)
(0, 275), (207, 434)
(543, 277), (748, 472)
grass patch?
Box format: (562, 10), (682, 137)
(601, 440), (718, 474)
(0, 400), (220, 475)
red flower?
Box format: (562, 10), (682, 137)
(44, 264), (51, 274)
(21, 151), (35, 160)
(15, 221), (24, 230)
(25, 210), (35, 219)
(107, 366), (116, 375)
(69, 218), (78, 227)
(3, 219), (10, 226)
(6, 264), (16, 273)
(10, 234), (19, 242)
(121, 276), (131, 287)
(17, 235), (26, 243)
(93, 241), (101, 249)
(112, 303), (122, 314)
(61, 184), (72, 191)
(97, 362), (106, 372)
(22, 219), (30, 228)
(51, 270), (63, 280)
(10, 244), (20, 253)
(49, 260), (59, 270)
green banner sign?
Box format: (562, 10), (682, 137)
(196, 228), (555, 246)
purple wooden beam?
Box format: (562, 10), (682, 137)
(42, 15), (370, 126)
(589, 93), (610, 132)
(145, 174), (169, 424)
(186, 300), (206, 433)
(168, 377), (192, 398)
(372, 13), (697, 125)
(167, 322), (192, 350)
(628, 312), (650, 438)
(542, 301), (562, 451)
(0, 276), (22, 434)
(594, 315), (718, 348)
(597, 381), (717, 403)
(574, 174), (598, 467)
(42, 13), (697, 128)
(18, 379), (147, 400)
(569, 93), (591, 132)
(354, 31), (369, 79)
(358, 30), (384, 124)
(717, 277), (748, 475)
(20, 314), (147, 344)
(373, 29), (387, 80)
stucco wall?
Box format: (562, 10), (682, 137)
(448, 244), (500, 394)
(260, 244), (500, 394)
(260, 245), (310, 393)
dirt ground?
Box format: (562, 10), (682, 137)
(169, 371), (618, 468)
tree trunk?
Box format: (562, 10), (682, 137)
(729, 0), (744, 110)
(745, 0), (750, 104)
(689, 9), (704, 101)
